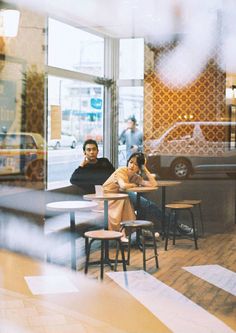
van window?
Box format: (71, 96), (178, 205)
(0, 134), (21, 149)
(23, 135), (37, 149)
(164, 124), (194, 142)
(200, 124), (229, 143)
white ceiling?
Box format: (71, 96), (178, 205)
(8, 0), (190, 40)
(6, 1), (234, 43)
(6, 0), (236, 86)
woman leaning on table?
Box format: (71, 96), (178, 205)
(102, 152), (157, 239)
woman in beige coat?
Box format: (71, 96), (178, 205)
(103, 153), (157, 239)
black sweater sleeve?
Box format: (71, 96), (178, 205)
(70, 158), (115, 187)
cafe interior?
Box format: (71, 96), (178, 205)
(0, 0), (236, 332)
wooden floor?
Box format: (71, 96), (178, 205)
(0, 226), (235, 333)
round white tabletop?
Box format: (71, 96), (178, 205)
(46, 200), (98, 271)
(46, 200), (98, 212)
(84, 193), (128, 201)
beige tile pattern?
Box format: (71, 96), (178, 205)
(144, 44), (226, 154)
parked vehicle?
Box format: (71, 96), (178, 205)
(0, 132), (45, 181)
(146, 122), (236, 179)
(48, 134), (77, 149)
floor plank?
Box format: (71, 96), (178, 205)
(0, 226), (235, 333)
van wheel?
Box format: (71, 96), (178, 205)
(26, 159), (44, 181)
(170, 158), (192, 179)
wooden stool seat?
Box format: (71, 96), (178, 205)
(120, 220), (159, 271)
(120, 220), (153, 228)
(84, 230), (123, 240)
(84, 229), (126, 280)
(173, 199), (201, 205)
(165, 203), (198, 251)
(165, 203), (193, 209)
(172, 200), (204, 236)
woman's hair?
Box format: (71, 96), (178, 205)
(127, 152), (145, 169)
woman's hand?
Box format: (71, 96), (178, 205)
(141, 164), (158, 187)
(126, 183), (138, 189)
(117, 178), (137, 190)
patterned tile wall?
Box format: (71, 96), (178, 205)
(144, 44), (226, 154)
(22, 66), (45, 135)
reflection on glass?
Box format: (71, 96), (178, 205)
(146, 121), (236, 180)
(119, 38), (144, 80)
(230, 105), (236, 149)
(48, 18), (104, 76)
(118, 86), (143, 165)
(0, 132), (45, 181)
(47, 76), (104, 188)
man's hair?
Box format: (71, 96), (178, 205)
(83, 139), (98, 151)
(128, 115), (137, 124)
(127, 152), (145, 169)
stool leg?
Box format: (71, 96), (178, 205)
(85, 235), (88, 254)
(165, 210), (172, 251)
(118, 240), (127, 272)
(151, 229), (159, 269)
(114, 240), (120, 271)
(189, 209), (198, 250)
(100, 240), (105, 280)
(199, 204), (204, 237)
(142, 232), (146, 271)
(173, 210), (177, 245)
(84, 237), (92, 274)
(136, 228), (141, 248)
(127, 228), (132, 265)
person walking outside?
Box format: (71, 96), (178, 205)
(119, 115), (143, 159)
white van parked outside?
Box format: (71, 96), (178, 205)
(146, 122), (236, 179)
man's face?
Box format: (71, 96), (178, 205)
(127, 119), (135, 129)
(84, 144), (98, 162)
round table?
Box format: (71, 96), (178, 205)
(46, 200), (98, 270)
(126, 186), (158, 219)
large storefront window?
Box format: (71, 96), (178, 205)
(47, 76), (103, 188)
(47, 19), (105, 189)
(118, 38), (144, 165)
(118, 87), (143, 165)
(48, 18), (104, 76)
(119, 38), (144, 80)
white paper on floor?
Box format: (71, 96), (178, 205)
(107, 270), (235, 333)
(183, 264), (236, 296)
(24, 275), (79, 295)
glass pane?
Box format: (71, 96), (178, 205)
(119, 38), (144, 80)
(48, 18), (104, 76)
(47, 75), (104, 188)
(118, 86), (143, 165)
(0, 60), (46, 184)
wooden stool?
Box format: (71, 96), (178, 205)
(84, 230), (126, 280)
(173, 200), (204, 236)
(120, 220), (159, 271)
(165, 203), (198, 251)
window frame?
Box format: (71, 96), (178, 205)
(46, 17), (112, 189)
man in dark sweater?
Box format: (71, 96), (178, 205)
(70, 139), (115, 194)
